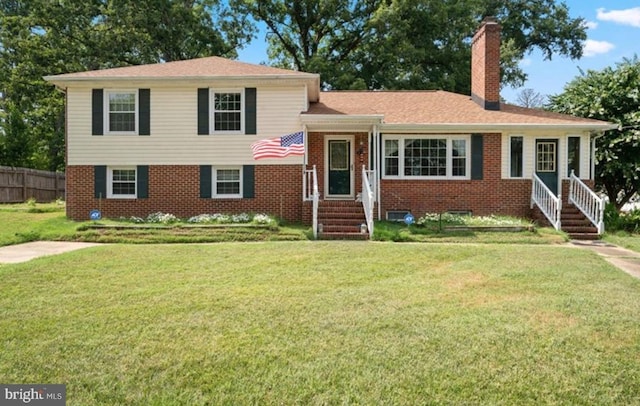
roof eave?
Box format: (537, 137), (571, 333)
(300, 114), (385, 124)
(379, 122), (617, 132)
(44, 73), (321, 101)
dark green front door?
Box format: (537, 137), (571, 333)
(535, 139), (558, 195)
(328, 139), (351, 196)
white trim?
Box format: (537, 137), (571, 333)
(381, 134), (471, 180)
(107, 166), (137, 199)
(379, 123), (617, 132)
(212, 166), (242, 199)
(104, 89), (138, 135)
(325, 135), (355, 199)
(211, 88), (244, 135)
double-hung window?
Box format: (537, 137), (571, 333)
(383, 136), (469, 179)
(108, 167), (137, 198)
(105, 90), (137, 134)
(213, 90), (243, 133)
(213, 167), (242, 198)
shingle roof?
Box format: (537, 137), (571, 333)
(306, 90), (610, 127)
(46, 56), (317, 79)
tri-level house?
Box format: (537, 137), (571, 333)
(45, 18), (614, 239)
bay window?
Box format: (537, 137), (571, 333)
(383, 136), (470, 179)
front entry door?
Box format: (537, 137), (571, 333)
(327, 138), (353, 197)
(535, 139), (558, 195)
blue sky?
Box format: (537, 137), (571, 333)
(237, 1), (640, 104)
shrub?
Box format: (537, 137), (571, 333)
(146, 212), (178, 224)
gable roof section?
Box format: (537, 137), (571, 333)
(45, 56), (320, 101)
(304, 91), (614, 132)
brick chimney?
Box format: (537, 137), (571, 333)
(471, 17), (501, 110)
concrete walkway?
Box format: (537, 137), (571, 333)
(0, 241), (101, 264)
(571, 240), (640, 279)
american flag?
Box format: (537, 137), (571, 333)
(251, 131), (305, 160)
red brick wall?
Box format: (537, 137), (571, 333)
(306, 131), (370, 198)
(66, 165), (302, 221)
(379, 133), (534, 218)
(471, 18), (501, 108)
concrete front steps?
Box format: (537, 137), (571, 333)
(317, 200), (369, 240)
(561, 204), (600, 240)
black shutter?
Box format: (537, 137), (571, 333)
(200, 165), (212, 198)
(92, 89), (103, 136)
(197, 88), (209, 135)
(137, 165), (149, 198)
(245, 88), (257, 135)
(94, 165), (107, 198)
(243, 165), (255, 198)
(471, 134), (484, 180)
(138, 89), (150, 136)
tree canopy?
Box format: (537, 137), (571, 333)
(234, 0), (587, 92)
(547, 57), (640, 210)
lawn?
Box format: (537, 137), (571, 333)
(1, 242), (639, 405)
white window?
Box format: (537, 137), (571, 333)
(536, 141), (556, 172)
(213, 167), (242, 198)
(108, 167), (136, 198)
(105, 90), (138, 134)
(383, 135), (470, 179)
(212, 89), (243, 133)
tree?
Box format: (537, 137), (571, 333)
(232, 0), (381, 89)
(0, 0), (253, 171)
(234, 0), (587, 92)
(547, 57), (640, 210)
(514, 88), (546, 108)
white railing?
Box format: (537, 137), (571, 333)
(531, 173), (561, 230)
(361, 166), (375, 238)
(569, 170), (605, 234)
(303, 166), (320, 239)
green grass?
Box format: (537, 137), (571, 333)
(1, 243), (639, 405)
(0, 203), (79, 246)
(0, 203), (309, 246)
(1, 203), (566, 246)
(374, 220), (567, 244)
(603, 231), (640, 253)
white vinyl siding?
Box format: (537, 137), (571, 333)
(501, 133), (591, 180)
(67, 84), (307, 165)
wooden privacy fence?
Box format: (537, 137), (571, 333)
(0, 166), (65, 203)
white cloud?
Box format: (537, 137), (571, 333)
(584, 20), (598, 30)
(583, 39), (615, 57)
(596, 7), (640, 27)
(519, 58), (532, 67)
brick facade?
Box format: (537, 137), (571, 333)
(378, 133), (534, 219)
(66, 165), (302, 222)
